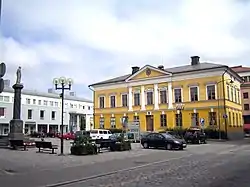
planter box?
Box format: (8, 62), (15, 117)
(110, 141), (131, 151)
(71, 144), (98, 155)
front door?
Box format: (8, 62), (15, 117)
(146, 115), (154, 131)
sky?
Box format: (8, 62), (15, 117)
(1, 0), (250, 100)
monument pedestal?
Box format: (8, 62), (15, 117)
(8, 119), (24, 140)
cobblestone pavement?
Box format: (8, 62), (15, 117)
(0, 140), (250, 187)
(57, 144), (250, 187)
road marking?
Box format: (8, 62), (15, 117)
(44, 153), (194, 187)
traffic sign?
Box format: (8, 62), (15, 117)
(223, 114), (228, 119)
(0, 62), (6, 77)
(0, 79), (4, 93)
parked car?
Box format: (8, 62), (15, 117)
(89, 129), (112, 140)
(184, 127), (207, 144)
(57, 132), (75, 140)
(30, 131), (46, 138)
(141, 132), (187, 150)
(46, 131), (58, 138)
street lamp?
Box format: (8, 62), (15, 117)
(53, 77), (73, 155)
(217, 79), (233, 140)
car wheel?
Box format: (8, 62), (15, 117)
(166, 143), (172, 150)
(143, 142), (149, 149)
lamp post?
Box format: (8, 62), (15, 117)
(53, 77), (73, 155)
(217, 79), (233, 140)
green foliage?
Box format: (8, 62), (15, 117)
(159, 127), (227, 139)
(110, 141), (131, 151)
(71, 134), (98, 155)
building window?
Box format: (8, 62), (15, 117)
(70, 103), (73, 108)
(244, 104), (249, 110)
(51, 111), (56, 120)
(232, 113), (235, 126)
(227, 85), (230, 100)
(110, 117), (116, 128)
(146, 91), (153, 105)
(38, 100), (41, 105)
(27, 109), (32, 119)
(26, 98), (31, 104)
(88, 106), (91, 110)
(0, 96), (3, 101)
(236, 113), (238, 126)
(175, 113), (182, 127)
(110, 95), (116, 108)
(191, 113), (199, 126)
(99, 96), (105, 109)
(160, 114), (167, 127)
(174, 88), (182, 103)
(160, 90), (167, 104)
(0, 108), (5, 118)
(43, 100), (48, 106)
(122, 94), (128, 107)
(237, 91), (240, 104)
(55, 102), (59, 107)
(243, 92), (248, 99)
(209, 112), (217, 126)
(4, 96), (9, 102)
(234, 89), (237, 103)
(40, 110), (45, 120)
(133, 115), (139, 123)
(82, 105), (85, 109)
(134, 93), (140, 106)
(99, 117), (104, 128)
(231, 87), (234, 101)
(207, 85), (216, 100)
(33, 99), (36, 105)
(190, 87), (198, 101)
(50, 101), (53, 106)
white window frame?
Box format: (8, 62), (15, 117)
(206, 84), (217, 100)
(173, 88), (183, 103)
(145, 89), (154, 105)
(51, 111), (56, 120)
(98, 96), (105, 108)
(110, 95), (116, 108)
(0, 107), (6, 118)
(158, 87), (168, 104)
(27, 109), (33, 120)
(121, 93), (128, 107)
(189, 86), (199, 102)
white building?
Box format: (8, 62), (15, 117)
(0, 82), (93, 136)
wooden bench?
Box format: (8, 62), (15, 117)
(9, 140), (27, 151)
(35, 141), (58, 154)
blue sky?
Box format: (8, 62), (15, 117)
(1, 0), (250, 100)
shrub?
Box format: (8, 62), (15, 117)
(110, 132), (131, 151)
(71, 134), (98, 155)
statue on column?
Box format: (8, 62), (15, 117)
(16, 66), (22, 84)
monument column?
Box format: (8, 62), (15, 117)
(9, 66), (25, 140)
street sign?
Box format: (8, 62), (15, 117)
(0, 79), (4, 93)
(223, 114), (228, 119)
(200, 118), (205, 126)
(0, 62), (6, 77)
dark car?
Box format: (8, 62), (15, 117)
(141, 132), (187, 150)
(184, 127), (207, 144)
(30, 131), (46, 138)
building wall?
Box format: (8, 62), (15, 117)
(93, 67), (242, 133)
(0, 90), (93, 135)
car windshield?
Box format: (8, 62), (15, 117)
(162, 133), (174, 139)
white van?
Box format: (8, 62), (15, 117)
(89, 129), (112, 140)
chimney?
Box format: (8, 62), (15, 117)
(158, 65), (164, 70)
(132, 66), (140, 74)
(69, 91), (76, 96)
(191, 56), (200, 66)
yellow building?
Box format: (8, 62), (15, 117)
(89, 56), (243, 139)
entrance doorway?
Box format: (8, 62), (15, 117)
(146, 115), (154, 131)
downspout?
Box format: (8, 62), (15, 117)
(222, 67), (229, 139)
(88, 85), (95, 129)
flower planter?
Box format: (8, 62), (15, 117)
(71, 143), (98, 155)
(110, 141), (131, 152)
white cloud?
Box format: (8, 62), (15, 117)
(1, 0), (250, 97)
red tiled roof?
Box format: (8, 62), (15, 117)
(231, 65), (250, 73)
